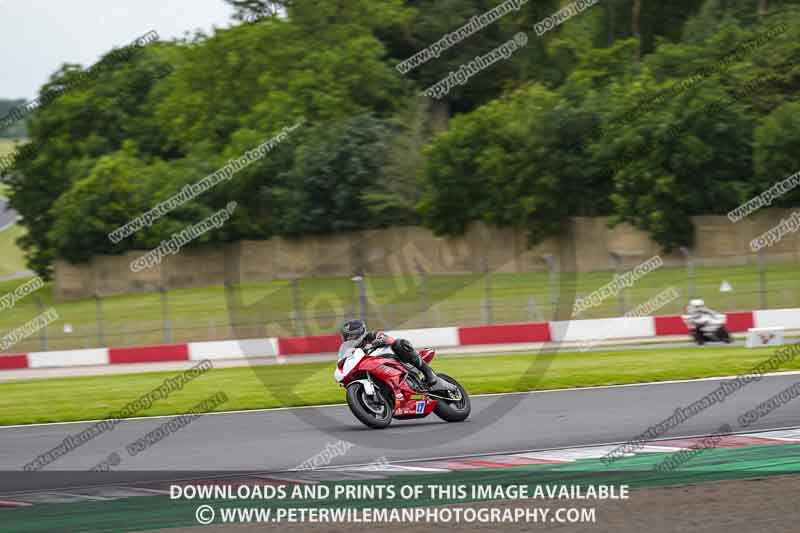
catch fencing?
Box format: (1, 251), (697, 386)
(2, 261), (799, 353)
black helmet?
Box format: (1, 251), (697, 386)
(341, 319), (367, 342)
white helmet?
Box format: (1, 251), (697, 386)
(687, 299), (705, 314)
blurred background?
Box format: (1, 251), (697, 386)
(0, 0), (798, 352)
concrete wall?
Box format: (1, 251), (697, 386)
(54, 210), (800, 300)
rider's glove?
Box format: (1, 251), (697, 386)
(371, 332), (390, 347)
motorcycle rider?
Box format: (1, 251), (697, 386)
(340, 319), (443, 389)
(685, 298), (731, 343)
(686, 298), (716, 330)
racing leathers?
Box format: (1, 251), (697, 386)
(359, 331), (438, 387)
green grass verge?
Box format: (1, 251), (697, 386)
(0, 223), (27, 278)
(1, 262), (799, 352)
(0, 139), (26, 277)
(0, 138), (19, 155)
(1, 344), (796, 426)
(0, 139), (23, 187)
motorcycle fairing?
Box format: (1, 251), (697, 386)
(335, 341), (439, 420)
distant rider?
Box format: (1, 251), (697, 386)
(686, 299), (717, 331)
(340, 319), (440, 389)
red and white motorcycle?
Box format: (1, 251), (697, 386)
(334, 340), (471, 429)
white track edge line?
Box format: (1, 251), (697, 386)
(5, 424), (800, 498)
(309, 423), (800, 471)
(3, 369), (800, 430)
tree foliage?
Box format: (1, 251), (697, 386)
(422, 5), (800, 250)
(4, 0), (800, 276)
(0, 99), (28, 138)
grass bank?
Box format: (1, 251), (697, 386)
(1, 343), (795, 426)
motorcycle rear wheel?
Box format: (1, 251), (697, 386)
(433, 373), (471, 422)
(346, 382), (393, 429)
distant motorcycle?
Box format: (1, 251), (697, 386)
(334, 340), (471, 429)
(682, 311), (732, 345)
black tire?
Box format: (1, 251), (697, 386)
(433, 373), (471, 423)
(693, 329), (705, 346)
(720, 327), (732, 343)
(346, 382), (393, 429)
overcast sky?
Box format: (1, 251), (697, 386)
(0, 0), (238, 100)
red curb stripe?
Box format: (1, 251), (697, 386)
(0, 307), (785, 369)
(478, 455), (565, 466)
(458, 323), (551, 345)
(418, 460), (486, 471)
(657, 435), (781, 449)
(459, 459), (529, 468)
(725, 311), (755, 332)
(0, 354), (28, 370)
(509, 457), (571, 464)
(109, 344), (188, 364)
(654, 315), (688, 336)
(278, 335), (340, 355)
(0, 501), (33, 508)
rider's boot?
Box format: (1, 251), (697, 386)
(416, 357), (457, 391)
(404, 349), (438, 389)
(418, 360), (438, 388)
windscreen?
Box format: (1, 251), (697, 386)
(337, 339), (358, 360)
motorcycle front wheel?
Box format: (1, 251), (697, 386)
(346, 382), (393, 429)
(433, 373), (471, 422)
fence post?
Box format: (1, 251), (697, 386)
(291, 277), (306, 336)
(387, 303), (395, 329)
(160, 287), (172, 344)
(758, 248), (767, 309)
(609, 252), (627, 316)
(224, 281), (237, 339)
(483, 255), (493, 325)
(574, 293), (585, 317)
(34, 295), (48, 351)
(543, 254), (559, 317)
(680, 246), (695, 299)
(528, 296), (543, 322)
(416, 265), (429, 324)
(352, 274), (368, 321)
(94, 294), (105, 347)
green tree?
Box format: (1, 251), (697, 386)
(0, 99), (29, 138)
(48, 144), (154, 263)
(753, 101), (800, 205)
(6, 45), (174, 277)
(272, 114), (389, 235)
(605, 80), (755, 249)
(364, 96), (430, 226)
(421, 82), (610, 243)
(225, 0), (285, 20)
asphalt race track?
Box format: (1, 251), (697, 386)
(2, 372), (800, 494)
